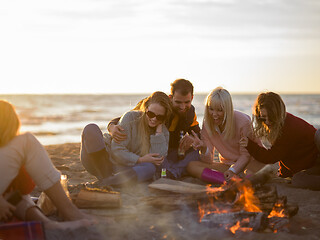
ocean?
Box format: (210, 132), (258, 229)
(1, 94), (319, 146)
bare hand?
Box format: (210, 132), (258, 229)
(0, 195), (16, 222)
(155, 124), (163, 135)
(179, 132), (195, 152)
(109, 125), (127, 143)
(224, 170), (236, 181)
(188, 130), (206, 152)
(138, 153), (164, 166)
(239, 136), (248, 147)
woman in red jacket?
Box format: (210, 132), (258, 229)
(240, 92), (320, 190)
(0, 100), (94, 229)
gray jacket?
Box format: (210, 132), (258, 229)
(104, 110), (169, 166)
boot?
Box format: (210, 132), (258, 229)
(89, 149), (113, 180)
(98, 168), (138, 187)
(201, 168), (225, 184)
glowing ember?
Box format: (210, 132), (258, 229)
(205, 184), (225, 194)
(228, 220), (253, 234)
(268, 205), (286, 218)
(198, 179), (295, 233)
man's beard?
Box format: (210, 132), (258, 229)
(173, 107), (189, 117)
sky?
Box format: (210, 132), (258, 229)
(0, 0), (320, 94)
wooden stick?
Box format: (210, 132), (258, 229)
(74, 189), (121, 209)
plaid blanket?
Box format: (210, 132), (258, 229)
(0, 221), (45, 240)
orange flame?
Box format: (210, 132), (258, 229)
(268, 203), (286, 218)
(205, 184), (225, 194)
(229, 220), (253, 234)
(198, 201), (229, 222)
(199, 179), (263, 233)
(229, 221), (241, 234)
(235, 182), (261, 212)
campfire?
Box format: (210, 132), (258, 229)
(146, 168), (299, 236)
(198, 177), (298, 234)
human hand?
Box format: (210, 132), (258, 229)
(155, 124), (163, 135)
(224, 170), (236, 181)
(179, 131), (198, 152)
(0, 195), (16, 222)
(188, 130), (206, 152)
(138, 153), (164, 166)
(239, 136), (248, 148)
(109, 125), (127, 143)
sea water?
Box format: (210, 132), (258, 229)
(1, 94), (319, 145)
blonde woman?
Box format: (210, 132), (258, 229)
(240, 92), (320, 190)
(0, 100), (93, 229)
(187, 87), (264, 183)
(81, 91), (172, 186)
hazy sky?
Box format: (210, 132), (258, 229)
(1, 0), (320, 94)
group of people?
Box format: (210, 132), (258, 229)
(81, 79), (320, 190)
(1, 78), (320, 230)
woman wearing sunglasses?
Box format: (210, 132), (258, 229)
(240, 92), (320, 190)
(81, 91), (172, 187)
(186, 87), (264, 184)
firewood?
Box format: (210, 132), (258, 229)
(142, 195), (196, 211)
(257, 203), (275, 212)
(148, 178), (207, 194)
(268, 216), (290, 232)
(254, 185), (277, 200)
(201, 211), (268, 231)
(284, 204), (299, 218)
(74, 188), (121, 209)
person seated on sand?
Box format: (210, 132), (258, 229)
(239, 92), (320, 190)
(187, 87), (265, 184)
(80, 91), (172, 186)
(0, 100), (94, 229)
(107, 79), (201, 180)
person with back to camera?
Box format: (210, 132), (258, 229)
(80, 91), (172, 186)
(239, 92), (320, 190)
(187, 87), (265, 184)
(107, 79), (201, 179)
(0, 100), (94, 229)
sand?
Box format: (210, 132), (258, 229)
(37, 143), (320, 240)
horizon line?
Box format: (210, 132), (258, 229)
(1, 91), (320, 95)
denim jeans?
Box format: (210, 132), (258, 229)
(81, 123), (156, 182)
(161, 148), (200, 179)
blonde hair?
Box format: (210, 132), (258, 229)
(136, 91), (172, 155)
(203, 87), (235, 140)
(0, 100), (21, 146)
(252, 92), (286, 144)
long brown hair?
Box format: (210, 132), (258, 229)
(252, 92), (286, 144)
(203, 87), (236, 140)
(0, 100), (21, 146)
(137, 91), (172, 155)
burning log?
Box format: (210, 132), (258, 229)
(200, 211), (268, 232)
(268, 217), (290, 232)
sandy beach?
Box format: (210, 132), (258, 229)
(38, 143), (320, 240)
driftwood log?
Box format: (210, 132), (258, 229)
(73, 189), (121, 209)
(148, 178), (207, 194)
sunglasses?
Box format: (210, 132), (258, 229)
(146, 110), (165, 121)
